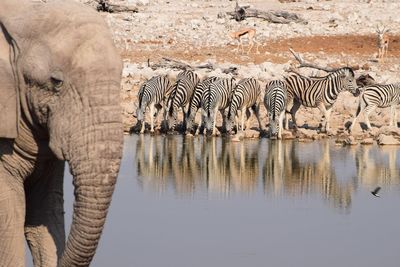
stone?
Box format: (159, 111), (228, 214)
(216, 18), (225, 24)
(281, 130), (295, 140)
(378, 126), (400, 136)
(243, 129), (260, 139)
(297, 128), (318, 139)
(361, 138), (374, 145)
(231, 135), (241, 142)
(121, 101), (135, 115)
(344, 136), (358, 146)
(361, 63), (371, 70)
(377, 134), (400, 145)
(127, 0), (149, 6)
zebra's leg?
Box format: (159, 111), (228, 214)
(244, 108), (252, 131)
(317, 103), (329, 133)
(350, 100), (365, 133)
(195, 113), (203, 136)
(363, 105), (376, 130)
(240, 108), (246, 131)
(220, 109), (228, 134)
(389, 105), (395, 127)
(253, 104), (263, 132)
(212, 108), (219, 136)
(285, 97), (294, 130)
(278, 111), (285, 139)
(290, 100), (301, 131)
(149, 103), (156, 133)
(325, 107), (332, 133)
(154, 103), (163, 130)
(140, 108), (146, 134)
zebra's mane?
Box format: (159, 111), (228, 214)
(297, 67), (354, 80)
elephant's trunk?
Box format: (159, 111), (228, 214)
(59, 83), (123, 266)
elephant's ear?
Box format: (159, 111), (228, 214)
(0, 24), (18, 139)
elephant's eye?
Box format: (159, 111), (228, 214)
(50, 71), (64, 91)
(51, 77), (63, 90)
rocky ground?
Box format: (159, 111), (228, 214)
(83, 0), (400, 144)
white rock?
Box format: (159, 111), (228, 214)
(127, 0), (149, 6)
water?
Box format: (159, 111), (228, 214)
(27, 135), (400, 266)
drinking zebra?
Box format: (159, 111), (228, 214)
(136, 75), (174, 133)
(350, 83), (400, 132)
(264, 80), (288, 139)
(225, 78), (263, 134)
(185, 76), (219, 135)
(165, 70), (200, 131)
(203, 78), (236, 135)
(284, 67), (358, 132)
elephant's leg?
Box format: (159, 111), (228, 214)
(0, 168), (26, 267)
(24, 160), (66, 267)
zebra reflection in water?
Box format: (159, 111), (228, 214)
(262, 141), (355, 211)
(134, 136), (400, 211)
(135, 136), (258, 196)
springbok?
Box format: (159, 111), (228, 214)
(229, 27), (261, 55)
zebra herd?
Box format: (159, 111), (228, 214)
(135, 68), (400, 139)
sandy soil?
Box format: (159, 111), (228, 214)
(121, 34), (400, 66)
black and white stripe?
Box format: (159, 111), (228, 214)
(185, 76), (219, 134)
(350, 83), (400, 132)
(284, 67), (357, 132)
(165, 70), (200, 130)
(264, 80), (288, 139)
(203, 78), (236, 135)
(136, 75), (173, 133)
(226, 78), (263, 133)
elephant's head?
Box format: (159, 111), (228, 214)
(0, 0), (123, 266)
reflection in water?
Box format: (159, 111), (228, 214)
(134, 135), (400, 211)
(263, 141), (355, 211)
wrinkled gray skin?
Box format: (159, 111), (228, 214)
(0, 1), (123, 266)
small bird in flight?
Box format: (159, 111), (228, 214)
(371, 186), (381, 197)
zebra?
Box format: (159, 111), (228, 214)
(185, 76), (219, 135)
(264, 80), (288, 139)
(225, 78), (263, 134)
(165, 70), (200, 131)
(284, 67), (358, 133)
(203, 78), (236, 135)
(350, 83), (400, 132)
(136, 75), (174, 133)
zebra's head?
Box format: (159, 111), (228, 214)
(167, 105), (178, 130)
(136, 106), (144, 122)
(185, 115), (194, 132)
(339, 67), (358, 94)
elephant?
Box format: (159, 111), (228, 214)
(0, 0), (123, 266)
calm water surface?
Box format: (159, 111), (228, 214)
(27, 135), (400, 266)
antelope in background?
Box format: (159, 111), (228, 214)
(376, 25), (389, 61)
(229, 27), (261, 55)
